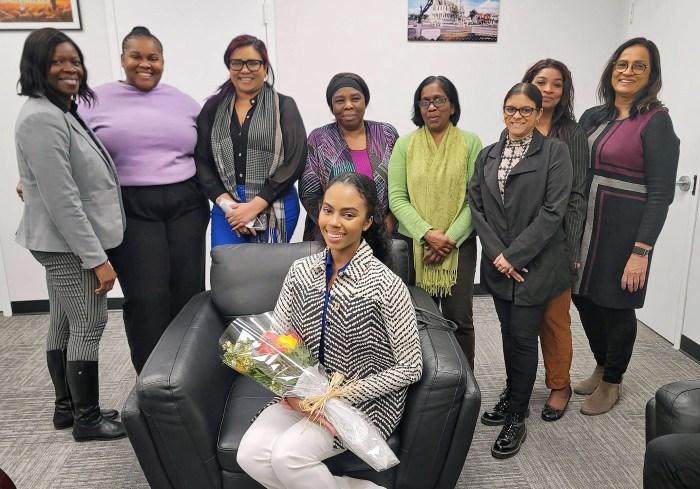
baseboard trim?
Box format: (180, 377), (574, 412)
(10, 284), (488, 315)
(11, 298), (124, 315)
(680, 335), (700, 365)
(474, 283), (488, 296)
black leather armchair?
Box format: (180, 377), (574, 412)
(122, 240), (481, 489)
(645, 380), (700, 443)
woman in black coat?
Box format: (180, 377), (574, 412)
(468, 83), (572, 459)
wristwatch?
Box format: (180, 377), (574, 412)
(632, 245), (651, 257)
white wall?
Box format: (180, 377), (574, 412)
(273, 0), (627, 143)
(272, 0), (628, 280)
(0, 0), (650, 308)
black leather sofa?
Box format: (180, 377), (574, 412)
(645, 380), (700, 443)
(121, 240), (481, 489)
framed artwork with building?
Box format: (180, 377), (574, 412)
(0, 0), (81, 30)
(408, 0), (499, 42)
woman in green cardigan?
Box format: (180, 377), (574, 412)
(388, 75), (482, 371)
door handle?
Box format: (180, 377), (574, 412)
(675, 175), (695, 194)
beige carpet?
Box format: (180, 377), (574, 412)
(0, 297), (698, 488)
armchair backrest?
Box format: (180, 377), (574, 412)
(210, 240), (411, 318)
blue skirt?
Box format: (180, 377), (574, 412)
(211, 185), (299, 247)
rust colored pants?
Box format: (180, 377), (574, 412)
(539, 288), (573, 389)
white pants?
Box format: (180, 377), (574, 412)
(237, 403), (386, 489)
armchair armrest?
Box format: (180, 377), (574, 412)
(396, 286), (480, 489)
(646, 380), (700, 443)
(137, 291), (236, 489)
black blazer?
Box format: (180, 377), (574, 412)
(468, 130), (573, 306)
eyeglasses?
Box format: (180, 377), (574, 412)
(228, 59), (265, 72)
(612, 60), (648, 75)
(418, 96), (448, 109)
(503, 105), (536, 117)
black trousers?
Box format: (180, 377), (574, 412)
(492, 297), (545, 413)
(644, 433), (700, 488)
(108, 178), (209, 374)
(400, 234), (477, 371)
(571, 295), (637, 384)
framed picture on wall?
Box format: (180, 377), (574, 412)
(408, 0), (499, 42)
(0, 0), (81, 30)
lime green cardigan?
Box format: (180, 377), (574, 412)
(388, 128), (482, 246)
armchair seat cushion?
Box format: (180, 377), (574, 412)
(217, 375), (400, 476)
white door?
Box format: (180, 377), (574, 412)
(628, 0), (700, 344)
(680, 198), (700, 356)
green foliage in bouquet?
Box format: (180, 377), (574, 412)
(221, 330), (315, 396)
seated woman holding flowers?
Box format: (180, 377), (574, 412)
(236, 172), (423, 489)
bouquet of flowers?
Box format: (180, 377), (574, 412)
(220, 312), (400, 472)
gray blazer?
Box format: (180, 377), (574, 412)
(468, 130), (573, 306)
(15, 96), (125, 269)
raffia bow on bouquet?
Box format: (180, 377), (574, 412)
(220, 311), (400, 471)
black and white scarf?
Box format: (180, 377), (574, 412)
(211, 85), (287, 242)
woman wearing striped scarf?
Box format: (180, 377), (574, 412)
(195, 35), (307, 245)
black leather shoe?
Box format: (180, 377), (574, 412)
(481, 386), (530, 425)
(491, 412), (527, 459)
(541, 386), (572, 422)
(54, 408), (120, 430)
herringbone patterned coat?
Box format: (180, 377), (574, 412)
(274, 241), (422, 439)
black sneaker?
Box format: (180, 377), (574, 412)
(491, 412), (527, 459)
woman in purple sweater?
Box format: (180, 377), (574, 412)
(81, 27), (209, 374)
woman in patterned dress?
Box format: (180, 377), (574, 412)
(573, 38), (679, 415)
(300, 73), (399, 241)
(237, 172), (422, 489)
(469, 83), (573, 458)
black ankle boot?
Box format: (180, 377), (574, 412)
(47, 350), (119, 430)
(481, 386), (511, 425)
(491, 412), (527, 459)
(481, 387), (530, 426)
(65, 361), (126, 441)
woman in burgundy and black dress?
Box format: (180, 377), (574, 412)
(573, 37), (679, 416)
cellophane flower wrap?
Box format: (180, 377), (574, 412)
(219, 312), (400, 471)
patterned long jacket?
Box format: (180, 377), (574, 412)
(273, 240), (423, 439)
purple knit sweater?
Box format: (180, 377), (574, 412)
(80, 81), (201, 186)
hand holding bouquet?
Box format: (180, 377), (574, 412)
(220, 312), (400, 471)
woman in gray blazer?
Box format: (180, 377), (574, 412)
(468, 83), (572, 459)
(15, 28), (126, 441)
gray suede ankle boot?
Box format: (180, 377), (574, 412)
(573, 364), (604, 395)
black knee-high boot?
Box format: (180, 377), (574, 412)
(46, 350), (119, 430)
(46, 350), (73, 429)
(65, 360), (126, 441)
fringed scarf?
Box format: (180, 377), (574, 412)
(406, 124), (468, 296)
(211, 85), (287, 242)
